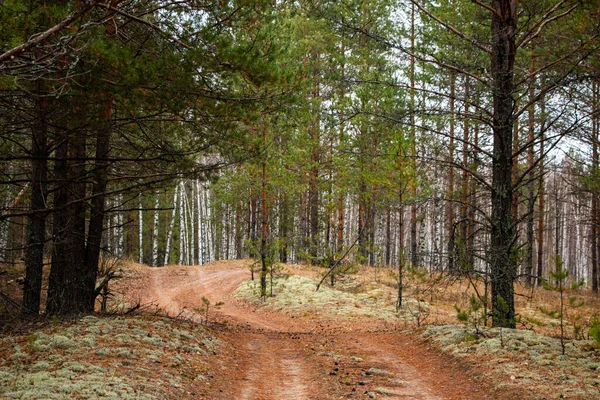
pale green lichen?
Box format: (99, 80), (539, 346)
(0, 315), (216, 399)
(423, 324), (600, 399)
(50, 334), (74, 349)
(235, 275), (428, 322)
(375, 387), (393, 394)
(367, 367), (393, 376)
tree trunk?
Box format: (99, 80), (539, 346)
(82, 106), (111, 312)
(592, 80), (599, 293)
(336, 40), (346, 255)
(410, 2), (418, 268)
(460, 76), (470, 273)
(164, 186), (179, 266)
(525, 71), (536, 286)
(22, 89), (48, 316)
(140, 193), (146, 263)
(489, 0), (518, 328)
(67, 129), (87, 312)
(279, 195), (289, 263)
(260, 123), (269, 297)
(151, 193), (160, 266)
(47, 126), (87, 315)
(309, 83), (320, 264)
(537, 129), (545, 286)
(46, 129), (69, 315)
(447, 71), (456, 273)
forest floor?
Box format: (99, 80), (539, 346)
(2, 259), (600, 399)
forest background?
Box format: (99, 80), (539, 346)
(0, 0), (599, 329)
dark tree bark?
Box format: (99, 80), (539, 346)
(592, 81), (599, 293)
(460, 76), (470, 273)
(447, 72), (456, 273)
(260, 123), (269, 297)
(67, 128), (88, 312)
(46, 129), (70, 315)
(537, 128), (545, 286)
(489, 0), (518, 328)
(410, 2), (418, 268)
(83, 104), (112, 312)
(22, 90), (49, 316)
(525, 71), (536, 287)
(47, 127), (88, 315)
(309, 83), (320, 264)
(235, 203), (243, 259)
(385, 206), (392, 266)
(278, 195), (289, 263)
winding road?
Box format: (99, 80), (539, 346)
(135, 260), (500, 399)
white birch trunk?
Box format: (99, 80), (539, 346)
(0, 213), (7, 261)
(190, 181), (196, 264)
(117, 194), (124, 257)
(197, 180), (204, 264)
(152, 193), (160, 267)
(181, 181), (191, 265)
(164, 185), (179, 266)
(138, 193), (144, 264)
(178, 181), (185, 265)
(205, 186), (213, 262)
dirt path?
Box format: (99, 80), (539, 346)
(132, 261), (505, 399)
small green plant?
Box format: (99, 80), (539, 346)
(454, 294), (486, 335)
(589, 316), (600, 347)
(541, 255), (569, 355)
(248, 261), (258, 281)
(195, 297), (224, 325)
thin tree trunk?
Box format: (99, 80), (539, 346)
(593, 80), (599, 293)
(197, 181), (203, 263)
(190, 182), (196, 264)
(67, 128), (87, 312)
(309, 84), (320, 264)
(82, 104), (111, 311)
(468, 108), (480, 271)
(260, 123), (269, 297)
(279, 195), (289, 263)
(537, 128), (545, 286)
(336, 41), (345, 255)
(385, 206), (392, 266)
(410, 2), (418, 268)
(46, 129), (69, 315)
(152, 193), (160, 267)
(164, 186), (179, 266)
(22, 89), (48, 316)
(526, 70), (536, 286)
(235, 202), (243, 259)
(460, 76), (470, 273)
(447, 71), (456, 273)
(178, 182), (185, 265)
(138, 193), (144, 264)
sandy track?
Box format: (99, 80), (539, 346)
(133, 261), (505, 399)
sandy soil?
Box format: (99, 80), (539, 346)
(126, 260), (515, 399)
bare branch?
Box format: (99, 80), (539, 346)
(0, 1), (100, 64)
(412, 0), (492, 54)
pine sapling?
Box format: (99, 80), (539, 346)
(542, 256), (569, 355)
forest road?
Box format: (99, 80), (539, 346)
(138, 260), (500, 399)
